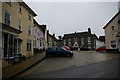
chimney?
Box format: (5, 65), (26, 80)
(88, 28), (91, 34)
(47, 30), (49, 34)
(58, 36), (62, 40)
(53, 33), (55, 37)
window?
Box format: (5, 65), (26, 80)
(88, 37), (91, 42)
(64, 40), (66, 46)
(38, 32), (40, 37)
(18, 19), (22, 31)
(19, 4), (22, 13)
(27, 39), (32, 51)
(68, 39), (71, 46)
(81, 38), (84, 43)
(4, 11), (11, 26)
(88, 43), (91, 49)
(28, 25), (32, 35)
(81, 38), (84, 47)
(111, 26), (114, 31)
(28, 12), (32, 20)
(110, 40), (116, 49)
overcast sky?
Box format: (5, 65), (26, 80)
(25, 1), (119, 38)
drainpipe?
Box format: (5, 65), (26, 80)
(7, 34), (10, 65)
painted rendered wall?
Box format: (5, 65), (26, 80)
(105, 13), (119, 49)
(2, 2), (35, 57)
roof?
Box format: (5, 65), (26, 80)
(99, 36), (105, 42)
(33, 19), (44, 33)
(103, 11), (120, 29)
(40, 25), (46, 34)
(48, 33), (57, 41)
(63, 31), (92, 39)
(20, 1), (37, 16)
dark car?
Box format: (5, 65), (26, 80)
(80, 47), (91, 51)
(96, 45), (106, 52)
(45, 46), (74, 57)
(71, 46), (78, 51)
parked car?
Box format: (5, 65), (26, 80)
(45, 46), (74, 57)
(62, 46), (70, 50)
(71, 46), (78, 51)
(80, 47), (91, 51)
(96, 45), (106, 52)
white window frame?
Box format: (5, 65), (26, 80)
(4, 10), (12, 26)
(110, 40), (116, 49)
(68, 39), (71, 46)
(88, 37), (91, 43)
(81, 38), (84, 44)
(18, 19), (22, 31)
(64, 40), (66, 46)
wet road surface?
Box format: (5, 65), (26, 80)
(16, 51), (120, 78)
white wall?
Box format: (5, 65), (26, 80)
(96, 40), (105, 48)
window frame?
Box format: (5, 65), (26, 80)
(28, 25), (32, 35)
(19, 3), (22, 13)
(4, 10), (12, 26)
(28, 12), (32, 20)
(27, 39), (32, 51)
(18, 19), (22, 31)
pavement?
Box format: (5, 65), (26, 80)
(2, 51), (46, 79)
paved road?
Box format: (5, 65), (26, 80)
(16, 51), (120, 78)
(18, 58), (119, 78)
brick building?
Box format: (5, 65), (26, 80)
(62, 28), (98, 50)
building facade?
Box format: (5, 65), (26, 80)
(62, 28), (98, 50)
(40, 25), (48, 50)
(103, 11), (120, 53)
(2, 1), (37, 58)
(47, 30), (57, 48)
(33, 19), (44, 53)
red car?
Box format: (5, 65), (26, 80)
(62, 46), (70, 50)
(96, 45), (106, 52)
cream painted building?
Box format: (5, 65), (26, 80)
(1, 1), (37, 58)
(103, 11), (120, 53)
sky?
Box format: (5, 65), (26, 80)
(25, 1), (119, 38)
